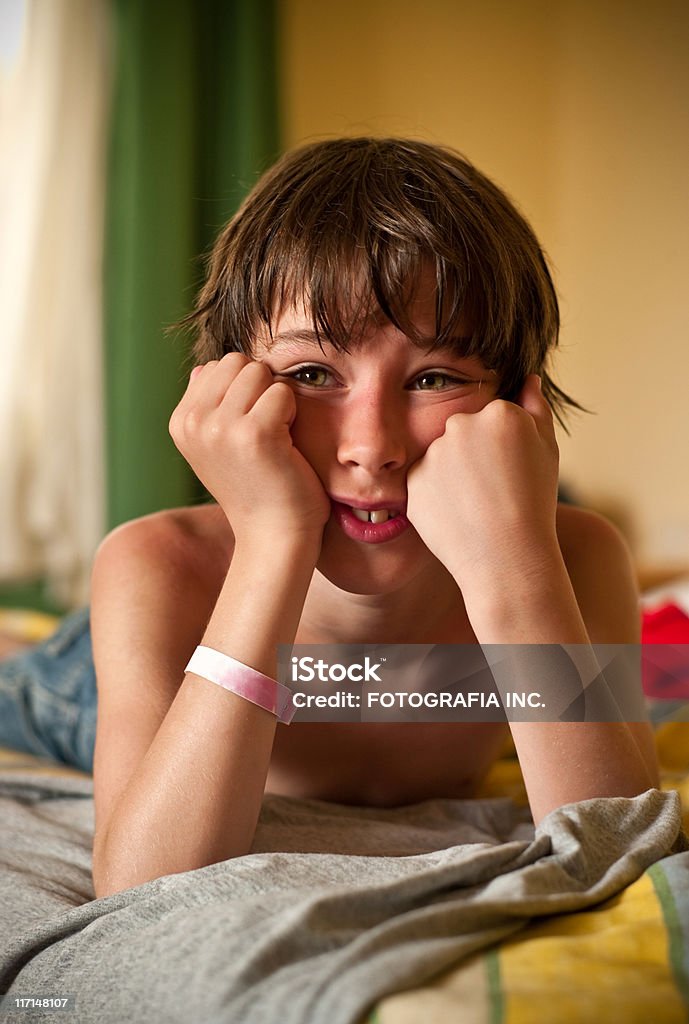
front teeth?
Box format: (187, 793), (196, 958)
(351, 508), (397, 524)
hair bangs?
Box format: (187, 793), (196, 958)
(179, 138), (581, 427)
(257, 222), (488, 367)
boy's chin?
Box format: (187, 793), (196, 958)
(314, 547), (432, 598)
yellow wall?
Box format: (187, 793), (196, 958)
(277, 0), (689, 568)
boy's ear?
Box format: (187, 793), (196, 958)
(514, 374), (545, 410)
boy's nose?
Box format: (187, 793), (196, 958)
(336, 396), (408, 472)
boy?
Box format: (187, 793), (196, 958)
(43, 139), (660, 895)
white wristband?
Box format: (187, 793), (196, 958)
(185, 646), (295, 724)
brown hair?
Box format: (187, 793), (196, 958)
(182, 137), (581, 425)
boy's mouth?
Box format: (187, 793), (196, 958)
(349, 508), (400, 524)
(328, 496), (410, 544)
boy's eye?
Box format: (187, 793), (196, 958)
(288, 365), (333, 387)
(411, 372), (471, 391)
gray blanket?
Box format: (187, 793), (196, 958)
(0, 771), (685, 1024)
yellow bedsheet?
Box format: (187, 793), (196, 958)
(371, 723), (689, 1024)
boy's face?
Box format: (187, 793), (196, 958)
(253, 281), (499, 595)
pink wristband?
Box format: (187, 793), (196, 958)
(185, 646), (295, 724)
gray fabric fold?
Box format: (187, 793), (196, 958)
(0, 772), (685, 1024)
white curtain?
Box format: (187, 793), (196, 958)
(0, 0), (110, 608)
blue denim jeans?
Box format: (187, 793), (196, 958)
(0, 606), (96, 772)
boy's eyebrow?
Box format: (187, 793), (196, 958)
(269, 328), (476, 355)
(270, 329), (325, 348)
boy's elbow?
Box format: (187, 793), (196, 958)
(91, 836), (128, 899)
(92, 873), (120, 900)
(92, 837), (251, 898)
(91, 828), (149, 898)
(92, 860), (126, 900)
(92, 855), (163, 898)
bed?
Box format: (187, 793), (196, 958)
(0, 608), (688, 1024)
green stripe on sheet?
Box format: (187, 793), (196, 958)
(485, 948), (504, 1024)
(649, 856), (689, 1009)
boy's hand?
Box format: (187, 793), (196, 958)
(406, 375), (561, 589)
(169, 354), (331, 549)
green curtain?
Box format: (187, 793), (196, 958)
(0, 0), (278, 615)
(104, 0), (280, 529)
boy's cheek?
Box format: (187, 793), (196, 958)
(288, 421), (330, 476)
(290, 399), (342, 449)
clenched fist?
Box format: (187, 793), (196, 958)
(169, 354), (331, 549)
(406, 375), (561, 591)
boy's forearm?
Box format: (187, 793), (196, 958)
(505, 719), (657, 826)
(459, 546), (658, 824)
(93, 538), (319, 897)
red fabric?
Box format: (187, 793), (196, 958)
(641, 603), (689, 698)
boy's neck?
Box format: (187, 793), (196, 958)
(296, 563), (472, 646)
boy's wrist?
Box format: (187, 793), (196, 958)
(449, 531), (561, 594)
(202, 538), (320, 681)
(230, 531), (322, 575)
(456, 542), (589, 644)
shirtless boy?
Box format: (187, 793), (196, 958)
(88, 138), (658, 897)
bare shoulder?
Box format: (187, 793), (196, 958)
(100, 503), (232, 590)
(555, 504), (635, 575)
(91, 503), (233, 747)
(92, 503), (233, 707)
(555, 504), (640, 642)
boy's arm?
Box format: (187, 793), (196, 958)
(91, 517), (319, 898)
(93, 354), (329, 897)
(407, 376), (658, 825)
(465, 513), (658, 824)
